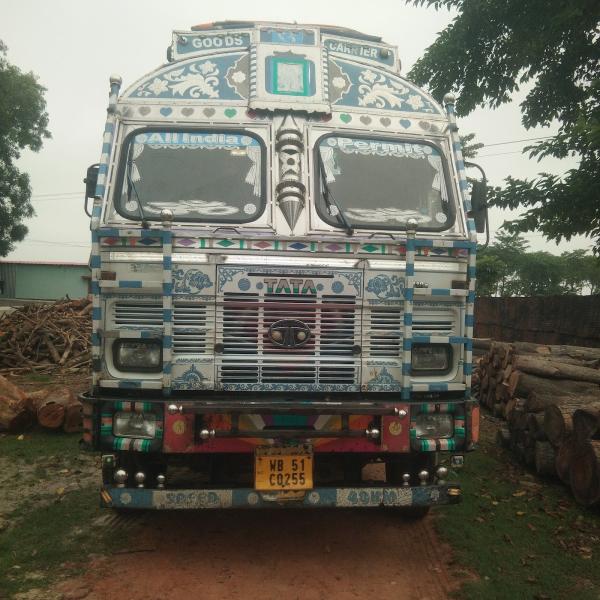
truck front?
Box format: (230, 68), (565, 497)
(82, 21), (480, 511)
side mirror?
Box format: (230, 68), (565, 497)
(83, 163), (99, 217)
(470, 179), (488, 234)
(464, 161), (488, 236)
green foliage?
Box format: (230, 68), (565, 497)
(477, 232), (600, 296)
(0, 41), (50, 256)
(408, 0), (600, 250)
(459, 133), (484, 160)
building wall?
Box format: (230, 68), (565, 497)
(0, 263), (90, 300)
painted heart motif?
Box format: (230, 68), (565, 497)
(419, 120), (431, 130)
(203, 107), (216, 117)
(380, 117), (391, 127)
(138, 106), (151, 116)
(181, 107), (194, 116)
(429, 123), (439, 133)
(340, 113), (352, 123)
(160, 107), (173, 116)
(224, 108), (237, 118)
(360, 115), (372, 125)
(399, 119), (411, 129)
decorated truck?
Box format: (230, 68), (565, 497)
(81, 21), (486, 513)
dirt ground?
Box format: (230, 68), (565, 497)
(55, 507), (462, 600)
(4, 374), (466, 600)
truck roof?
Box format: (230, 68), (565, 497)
(190, 20), (383, 43)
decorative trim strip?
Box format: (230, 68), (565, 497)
(102, 484), (461, 510)
(99, 235), (471, 258)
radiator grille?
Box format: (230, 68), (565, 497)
(363, 306), (402, 357)
(413, 314), (454, 335)
(363, 307), (456, 357)
(113, 301), (212, 354)
(218, 292), (359, 386)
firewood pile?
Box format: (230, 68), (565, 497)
(474, 339), (600, 506)
(0, 374), (82, 433)
(0, 298), (92, 375)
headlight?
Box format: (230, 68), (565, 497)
(411, 344), (451, 373)
(113, 412), (157, 439)
(113, 340), (162, 372)
(414, 413), (454, 438)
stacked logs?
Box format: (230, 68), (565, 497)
(475, 339), (600, 506)
(0, 298), (92, 374)
(0, 375), (82, 433)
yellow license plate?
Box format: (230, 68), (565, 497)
(254, 445), (313, 491)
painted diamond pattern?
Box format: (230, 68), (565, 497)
(138, 237), (160, 246)
(102, 238), (120, 246)
(217, 239), (235, 248)
(176, 238), (195, 247)
(324, 243), (342, 252)
(289, 242), (308, 250)
(362, 244), (379, 253)
(254, 241), (272, 249)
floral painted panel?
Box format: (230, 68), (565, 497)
(128, 54), (249, 101)
(330, 58), (443, 115)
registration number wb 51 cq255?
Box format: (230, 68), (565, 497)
(254, 445), (314, 491)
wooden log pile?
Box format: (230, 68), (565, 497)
(475, 339), (600, 506)
(0, 374), (82, 432)
(0, 298), (92, 375)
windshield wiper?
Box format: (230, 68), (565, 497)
(317, 151), (354, 236)
(125, 146), (150, 229)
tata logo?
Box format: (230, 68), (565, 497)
(264, 278), (317, 294)
(268, 319), (311, 348)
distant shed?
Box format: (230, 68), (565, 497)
(0, 261), (90, 300)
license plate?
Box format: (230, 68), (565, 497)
(254, 445), (313, 491)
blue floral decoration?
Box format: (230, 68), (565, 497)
(366, 366), (402, 391)
(172, 364), (208, 390)
(366, 274), (404, 299)
(172, 268), (213, 295)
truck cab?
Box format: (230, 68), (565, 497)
(82, 21), (481, 512)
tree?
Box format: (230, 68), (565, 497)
(476, 231), (529, 296)
(0, 41), (50, 256)
(513, 251), (565, 296)
(408, 0), (600, 250)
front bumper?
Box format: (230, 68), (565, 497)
(101, 483), (461, 510)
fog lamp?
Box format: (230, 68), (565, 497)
(414, 413), (454, 439)
(113, 412), (157, 439)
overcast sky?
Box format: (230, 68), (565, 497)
(2, 0), (588, 263)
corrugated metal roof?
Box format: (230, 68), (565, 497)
(0, 261), (89, 267)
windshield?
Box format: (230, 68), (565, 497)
(115, 130), (264, 222)
(316, 136), (453, 231)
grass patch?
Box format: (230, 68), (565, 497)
(0, 431), (81, 462)
(437, 418), (600, 600)
(0, 488), (121, 596)
(0, 433), (125, 597)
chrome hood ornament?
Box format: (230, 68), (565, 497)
(275, 115), (305, 231)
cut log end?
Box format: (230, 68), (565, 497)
(570, 440), (600, 507)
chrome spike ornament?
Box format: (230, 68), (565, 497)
(275, 115), (305, 232)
